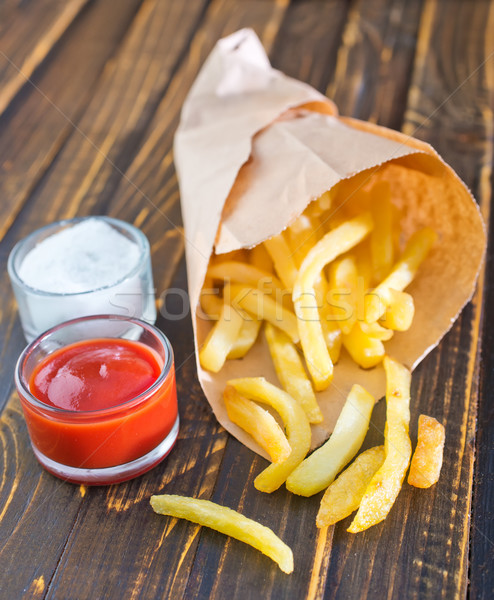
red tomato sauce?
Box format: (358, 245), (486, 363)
(30, 339), (161, 412)
(21, 338), (178, 470)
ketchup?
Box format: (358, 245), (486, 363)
(30, 339), (161, 412)
(20, 337), (178, 472)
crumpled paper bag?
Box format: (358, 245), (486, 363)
(174, 29), (486, 455)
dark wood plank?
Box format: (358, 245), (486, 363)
(0, 0), (143, 241)
(0, 0), (90, 115)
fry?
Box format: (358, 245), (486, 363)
(227, 318), (262, 359)
(348, 356), (412, 533)
(228, 377), (311, 493)
(342, 322), (385, 369)
(359, 320), (394, 341)
(224, 385), (291, 463)
(227, 283), (299, 344)
(316, 446), (385, 527)
(370, 181), (394, 283)
(207, 261), (284, 291)
(293, 213), (374, 390)
(408, 414), (445, 488)
(328, 256), (358, 335)
(250, 243), (273, 272)
(378, 289), (415, 331)
(199, 302), (245, 372)
(365, 228), (437, 323)
(286, 214), (320, 267)
(150, 494), (294, 574)
(263, 233), (298, 290)
(286, 384), (375, 496)
(320, 307), (342, 363)
(264, 323), (322, 424)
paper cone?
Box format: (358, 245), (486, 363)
(174, 29), (486, 456)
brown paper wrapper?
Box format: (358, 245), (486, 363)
(174, 29), (486, 456)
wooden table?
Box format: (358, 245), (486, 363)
(0, 1), (492, 598)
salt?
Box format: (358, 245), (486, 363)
(19, 220), (141, 293)
(9, 217), (157, 342)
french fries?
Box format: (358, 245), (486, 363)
(408, 414), (445, 488)
(150, 494), (294, 573)
(316, 446), (385, 527)
(196, 179), (439, 537)
(348, 356), (412, 533)
(228, 377), (311, 493)
(224, 385), (291, 463)
(286, 384), (375, 496)
(264, 322), (323, 424)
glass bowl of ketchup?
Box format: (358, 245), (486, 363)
(15, 315), (179, 485)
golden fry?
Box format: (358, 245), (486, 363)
(348, 356), (412, 533)
(264, 323), (322, 424)
(342, 322), (385, 369)
(370, 182), (394, 283)
(408, 414), (445, 488)
(328, 256), (358, 335)
(224, 385), (291, 463)
(250, 243), (273, 272)
(286, 384), (375, 496)
(378, 289), (415, 331)
(199, 302), (245, 372)
(263, 233), (298, 290)
(150, 494), (294, 574)
(227, 318), (262, 359)
(316, 446), (385, 527)
(228, 377), (311, 493)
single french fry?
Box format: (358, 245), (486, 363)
(264, 233), (299, 290)
(408, 414), (445, 488)
(293, 213), (374, 390)
(224, 385), (291, 463)
(342, 322), (385, 369)
(227, 318), (262, 359)
(228, 377), (311, 493)
(199, 302), (245, 372)
(150, 494), (294, 574)
(286, 214), (320, 268)
(365, 227), (437, 323)
(207, 261), (283, 290)
(359, 320), (394, 341)
(250, 243), (273, 273)
(328, 256), (358, 335)
(199, 279), (223, 320)
(378, 289), (415, 331)
(320, 306), (342, 363)
(370, 182), (394, 283)
(264, 323), (323, 424)
(286, 384), (375, 496)
(348, 356), (412, 533)
(226, 283), (299, 344)
(316, 446), (385, 527)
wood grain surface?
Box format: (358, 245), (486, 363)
(0, 1), (492, 599)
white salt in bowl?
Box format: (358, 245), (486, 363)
(8, 216), (157, 342)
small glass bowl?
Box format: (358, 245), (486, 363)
(15, 315), (179, 485)
(8, 216), (157, 342)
